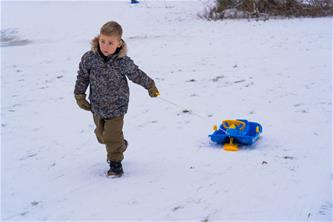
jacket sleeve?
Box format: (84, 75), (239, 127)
(122, 56), (154, 89)
(74, 53), (90, 95)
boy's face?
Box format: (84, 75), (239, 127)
(99, 34), (122, 56)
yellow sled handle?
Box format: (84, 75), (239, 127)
(222, 120), (246, 130)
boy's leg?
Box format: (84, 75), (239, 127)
(93, 114), (105, 144)
(103, 116), (127, 162)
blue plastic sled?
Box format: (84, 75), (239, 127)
(209, 119), (263, 151)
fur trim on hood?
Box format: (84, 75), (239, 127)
(90, 36), (127, 58)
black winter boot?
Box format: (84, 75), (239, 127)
(107, 161), (123, 177)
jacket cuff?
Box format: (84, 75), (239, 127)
(74, 94), (86, 100)
(147, 80), (155, 90)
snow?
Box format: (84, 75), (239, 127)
(1, 0), (332, 221)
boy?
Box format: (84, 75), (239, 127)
(74, 21), (159, 177)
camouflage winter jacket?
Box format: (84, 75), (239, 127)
(74, 37), (155, 119)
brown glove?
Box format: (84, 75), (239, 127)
(148, 83), (160, 97)
(75, 94), (91, 111)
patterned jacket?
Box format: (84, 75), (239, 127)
(74, 37), (155, 119)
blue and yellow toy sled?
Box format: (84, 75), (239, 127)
(209, 119), (263, 151)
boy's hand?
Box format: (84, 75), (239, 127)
(148, 83), (160, 97)
(75, 94), (91, 111)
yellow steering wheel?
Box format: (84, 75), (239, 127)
(222, 120), (246, 131)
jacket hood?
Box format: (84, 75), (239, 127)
(91, 36), (127, 58)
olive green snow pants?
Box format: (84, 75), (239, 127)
(93, 114), (127, 162)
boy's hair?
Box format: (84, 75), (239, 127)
(100, 21), (123, 38)
(90, 21), (127, 57)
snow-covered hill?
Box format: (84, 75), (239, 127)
(1, 1), (332, 221)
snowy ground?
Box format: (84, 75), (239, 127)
(1, 1), (332, 221)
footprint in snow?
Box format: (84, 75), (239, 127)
(177, 110), (192, 116)
(31, 201), (39, 206)
(20, 153), (38, 160)
(283, 156), (294, 160)
(212, 75), (224, 82)
(172, 205), (184, 212)
(0, 28), (32, 47)
(20, 211), (29, 216)
(318, 201), (332, 216)
(186, 79), (196, 82)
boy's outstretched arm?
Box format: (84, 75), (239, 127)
(123, 57), (159, 97)
(74, 54), (91, 110)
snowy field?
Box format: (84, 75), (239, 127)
(1, 0), (332, 221)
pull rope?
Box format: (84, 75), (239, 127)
(157, 97), (207, 120)
(156, 96), (227, 134)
